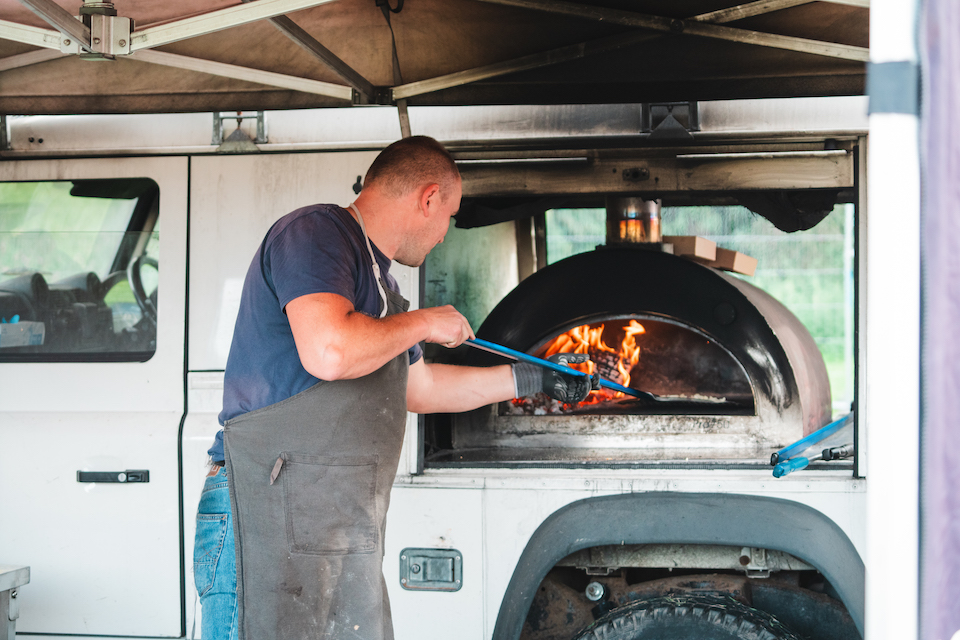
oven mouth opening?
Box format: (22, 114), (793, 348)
(503, 315), (756, 418)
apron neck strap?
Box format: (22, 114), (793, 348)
(349, 203), (389, 319)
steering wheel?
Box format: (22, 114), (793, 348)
(127, 255), (158, 326)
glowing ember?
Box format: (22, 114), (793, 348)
(536, 319), (646, 407)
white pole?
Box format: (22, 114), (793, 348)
(865, 1), (921, 640)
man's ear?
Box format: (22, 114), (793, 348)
(419, 183), (441, 216)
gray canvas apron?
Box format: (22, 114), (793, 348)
(224, 205), (409, 640)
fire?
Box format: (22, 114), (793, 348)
(540, 319), (646, 406)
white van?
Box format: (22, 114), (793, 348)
(0, 99), (871, 640)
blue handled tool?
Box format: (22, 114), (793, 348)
(464, 337), (653, 401)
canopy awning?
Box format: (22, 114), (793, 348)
(0, 0), (868, 115)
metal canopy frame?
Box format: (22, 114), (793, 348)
(0, 0), (869, 114)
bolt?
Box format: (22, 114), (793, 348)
(585, 581), (606, 602)
(119, 39), (126, 47)
(10, 590), (17, 598)
(93, 37), (101, 45)
(28, 137), (34, 143)
(37, 138), (43, 144)
(410, 564), (421, 574)
(64, 39), (71, 46)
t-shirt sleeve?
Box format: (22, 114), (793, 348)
(408, 342), (423, 365)
(268, 212), (360, 311)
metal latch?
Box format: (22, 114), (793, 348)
(399, 548), (462, 592)
(77, 470), (150, 483)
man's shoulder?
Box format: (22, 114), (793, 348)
(272, 203), (353, 237)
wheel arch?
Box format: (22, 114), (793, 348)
(491, 492), (864, 639)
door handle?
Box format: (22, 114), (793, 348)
(76, 470), (150, 483)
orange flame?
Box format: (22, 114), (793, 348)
(538, 320), (645, 406)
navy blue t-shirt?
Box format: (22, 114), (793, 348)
(208, 204), (423, 462)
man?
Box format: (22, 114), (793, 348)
(194, 136), (590, 640)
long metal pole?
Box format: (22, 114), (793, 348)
(465, 338), (651, 400)
(130, 50), (353, 100)
(0, 19), (61, 49)
(129, 0), (343, 52)
(394, 0), (866, 100)
(472, 0), (868, 61)
(17, 0), (90, 49)
(267, 15), (375, 101)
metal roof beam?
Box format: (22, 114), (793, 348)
(0, 48), (62, 71)
(393, 0), (865, 101)
(693, 0), (868, 24)
(129, 0), (343, 52)
(473, 0), (868, 62)
(267, 16), (375, 101)
(131, 49), (353, 101)
(18, 0), (90, 50)
(0, 18), (61, 49)
(692, 0), (815, 24)
(393, 30), (658, 100)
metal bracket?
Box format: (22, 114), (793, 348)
(60, 12), (132, 59)
(740, 546), (771, 578)
(642, 101), (700, 140)
(213, 111), (267, 147)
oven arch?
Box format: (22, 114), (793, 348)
(470, 247), (831, 438)
(491, 492), (865, 640)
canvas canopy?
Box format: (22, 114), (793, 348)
(0, 0), (867, 115)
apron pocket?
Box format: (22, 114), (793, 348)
(279, 452), (380, 555)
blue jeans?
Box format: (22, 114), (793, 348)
(194, 467), (238, 640)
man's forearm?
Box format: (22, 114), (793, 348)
(287, 293), (473, 381)
(407, 362), (515, 414)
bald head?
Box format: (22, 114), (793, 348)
(363, 136), (460, 203)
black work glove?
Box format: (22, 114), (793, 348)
(512, 353), (597, 404)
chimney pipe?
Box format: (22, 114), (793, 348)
(606, 197), (661, 244)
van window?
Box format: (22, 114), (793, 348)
(0, 179), (160, 362)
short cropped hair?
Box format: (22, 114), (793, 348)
(364, 136), (460, 202)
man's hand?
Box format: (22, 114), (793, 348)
(419, 305), (475, 348)
(512, 353), (595, 404)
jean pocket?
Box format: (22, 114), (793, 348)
(280, 452), (379, 555)
(194, 513), (228, 596)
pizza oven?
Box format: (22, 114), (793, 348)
(425, 229), (832, 467)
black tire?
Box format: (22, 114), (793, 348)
(573, 594), (804, 640)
